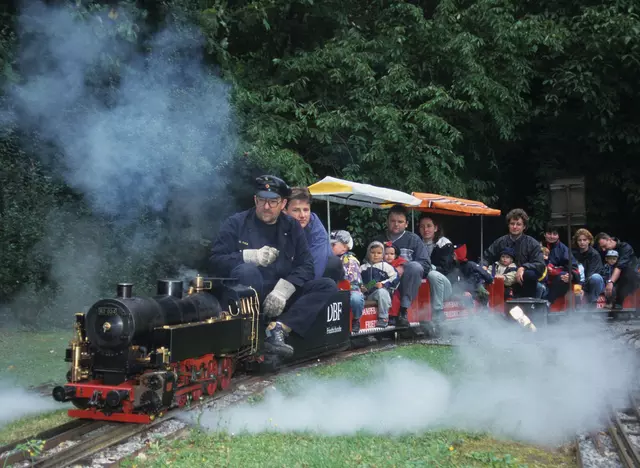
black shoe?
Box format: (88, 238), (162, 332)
(264, 323), (294, 357)
(388, 316), (396, 326)
(352, 319), (360, 333)
(396, 308), (409, 327)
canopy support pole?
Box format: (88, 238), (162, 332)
(411, 210), (415, 233)
(480, 215), (484, 264)
(326, 199), (331, 239)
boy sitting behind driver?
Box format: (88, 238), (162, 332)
(331, 230), (365, 332)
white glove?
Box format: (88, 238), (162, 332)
(263, 279), (296, 317)
(243, 246), (279, 267)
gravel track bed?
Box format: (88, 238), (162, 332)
(577, 432), (622, 468)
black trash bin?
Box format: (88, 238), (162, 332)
(505, 298), (549, 328)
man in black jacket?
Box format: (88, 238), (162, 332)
(374, 205), (431, 327)
(481, 209), (545, 298)
(595, 233), (638, 307)
(209, 175), (337, 357)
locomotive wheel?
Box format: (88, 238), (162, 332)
(205, 381), (216, 396)
(207, 359), (218, 380)
(205, 359), (218, 396)
(217, 357), (233, 390)
(177, 394), (188, 408)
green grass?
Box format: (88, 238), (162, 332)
(122, 344), (576, 467)
(0, 409), (71, 444)
(0, 329), (73, 443)
(0, 329), (71, 388)
(126, 430), (574, 467)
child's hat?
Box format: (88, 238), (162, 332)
(330, 230), (353, 250)
(605, 249), (619, 258)
(501, 247), (515, 258)
(454, 244), (468, 262)
(367, 240), (385, 254)
(383, 241), (400, 257)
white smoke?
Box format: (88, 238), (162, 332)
(7, 1), (235, 219)
(3, 1), (236, 319)
(0, 383), (63, 428)
(194, 315), (637, 446)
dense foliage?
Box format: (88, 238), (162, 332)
(1, 0), (639, 326)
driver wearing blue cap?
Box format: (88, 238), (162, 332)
(209, 175), (337, 357)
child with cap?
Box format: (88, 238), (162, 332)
(331, 230), (365, 332)
(600, 250), (619, 306)
(491, 247), (518, 298)
(360, 241), (399, 328)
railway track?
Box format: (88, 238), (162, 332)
(1, 336), (443, 467)
(576, 392), (640, 468)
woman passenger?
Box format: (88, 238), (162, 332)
(418, 215), (453, 323)
(572, 228), (605, 303)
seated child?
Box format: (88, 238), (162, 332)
(383, 242), (405, 284)
(600, 249), (619, 307)
(490, 247), (518, 298)
(453, 244), (493, 304)
(360, 241), (398, 328)
(533, 246), (550, 299)
(330, 230), (365, 332)
(383, 241), (406, 325)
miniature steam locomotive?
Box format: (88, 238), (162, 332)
(52, 277), (262, 423)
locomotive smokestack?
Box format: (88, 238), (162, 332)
(157, 279), (183, 298)
(117, 283), (133, 299)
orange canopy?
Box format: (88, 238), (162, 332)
(411, 192), (501, 217)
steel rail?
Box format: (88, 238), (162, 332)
(0, 419), (104, 466)
(608, 397), (640, 468)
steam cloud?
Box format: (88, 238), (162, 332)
(8, 1), (235, 218)
(194, 317), (637, 446)
(0, 383), (63, 428)
(3, 1), (236, 321)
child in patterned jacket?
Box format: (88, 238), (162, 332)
(331, 230), (365, 332)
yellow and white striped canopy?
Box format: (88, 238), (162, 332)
(308, 176), (422, 208)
